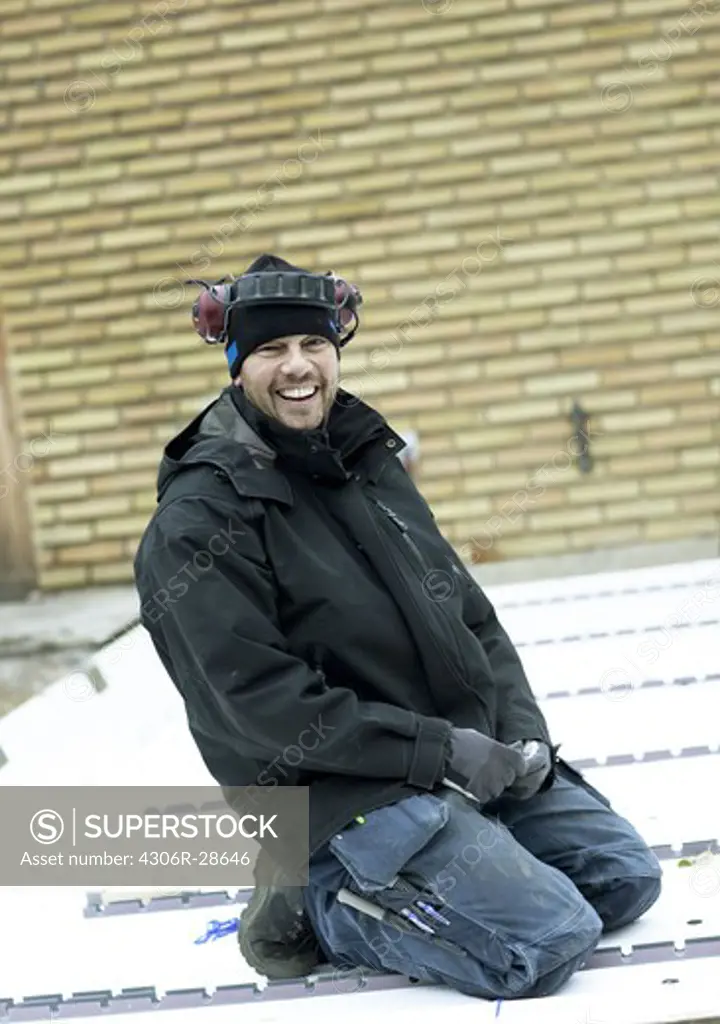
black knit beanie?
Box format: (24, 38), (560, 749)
(225, 254), (340, 378)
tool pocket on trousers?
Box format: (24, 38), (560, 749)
(328, 793), (449, 897)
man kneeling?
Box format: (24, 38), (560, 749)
(134, 254), (661, 1000)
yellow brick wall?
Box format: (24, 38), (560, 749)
(2, 0), (719, 590)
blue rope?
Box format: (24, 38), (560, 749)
(194, 917), (240, 944)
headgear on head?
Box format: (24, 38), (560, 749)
(187, 254), (363, 378)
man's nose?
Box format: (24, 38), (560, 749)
(280, 345), (312, 375)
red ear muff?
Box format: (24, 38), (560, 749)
(187, 280), (233, 344)
(327, 272), (363, 345)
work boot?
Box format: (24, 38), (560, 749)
(239, 883), (326, 980)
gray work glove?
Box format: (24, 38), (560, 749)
(504, 740), (552, 800)
(443, 727), (527, 806)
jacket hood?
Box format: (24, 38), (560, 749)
(156, 387), (280, 502)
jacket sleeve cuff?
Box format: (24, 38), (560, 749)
(407, 716), (453, 790)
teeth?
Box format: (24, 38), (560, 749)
(278, 387), (316, 399)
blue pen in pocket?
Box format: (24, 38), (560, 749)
(414, 899), (451, 927)
(399, 906), (435, 934)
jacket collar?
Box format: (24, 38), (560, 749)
(157, 387), (405, 505)
(227, 386), (396, 485)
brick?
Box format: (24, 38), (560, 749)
(504, 238), (575, 263)
(0, 171), (53, 196)
(481, 352), (556, 380)
(612, 203), (683, 229)
(679, 490), (720, 516)
(529, 506), (604, 531)
(85, 137), (153, 161)
(0, 39), (33, 60)
(99, 225), (170, 251)
(55, 166), (122, 191)
(409, 362), (481, 390)
(648, 174), (718, 202)
(492, 149), (562, 175)
(485, 398), (561, 424)
(524, 75), (595, 100)
(679, 445), (720, 470)
(643, 469), (717, 498)
(57, 540), (126, 565)
(50, 409), (120, 435)
(609, 451), (679, 477)
(11, 347), (75, 372)
(578, 231), (646, 255)
(2, 13), (63, 37)
(495, 532), (563, 556)
(117, 109), (185, 134)
(568, 480), (641, 505)
(431, 496), (494, 522)
(37, 523), (94, 548)
(583, 275), (654, 301)
(0, 218), (53, 244)
(0, 129), (45, 155)
(220, 24), (292, 50)
(89, 469), (154, 502)
(600, 408), (676, 433)
(68, 2), (135, 24)
(651, 220), (720, 247)
(550, 3), (616, 26)
(669, 105), (720, 128)
(93, 513), (152, 539)
(474, 47), (546, 76)
(531, 167), (599, 192)
(117, 446), (166, 470)
(88, 561), (134, 584)
(450, 85), (520, 113)
(509, 284), (578, 310)
(677, 150), (720, 175)
(606, 497), (679, 523)
(525, 370), (600, 396)
(331, 30), (396, 60)
(26, 190), (95, 216)
(570, 524), (643, 549)
(297, 58), (366, 85)
(18, 146), (82, 171)
(679, 398), (720, 423)
(38, 566), (89, 589)
(57, 495), (133, 523)
(541, 256), (613, 282)
(615, 248), (686, 273)
(525, 123), (594, 149)
(660, 309), (719, 335)
(630, 338), (705, 365)
(513, 324), (579, 352)
(638, 128), (709, 155)
(462, 468), (542, 498)
(451, 381), (523, 407)
(646, 424), (714, 454)
(646, 514), (718, 541)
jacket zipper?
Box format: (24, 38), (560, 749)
(372, 499), (430, 573)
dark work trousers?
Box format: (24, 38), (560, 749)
(302, 776), (662, 1000)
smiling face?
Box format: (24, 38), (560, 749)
(236, 334), (340, 430)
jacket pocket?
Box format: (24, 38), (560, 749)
(328, 793), (449, 894)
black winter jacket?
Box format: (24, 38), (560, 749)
(133, 386), (555, 857)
